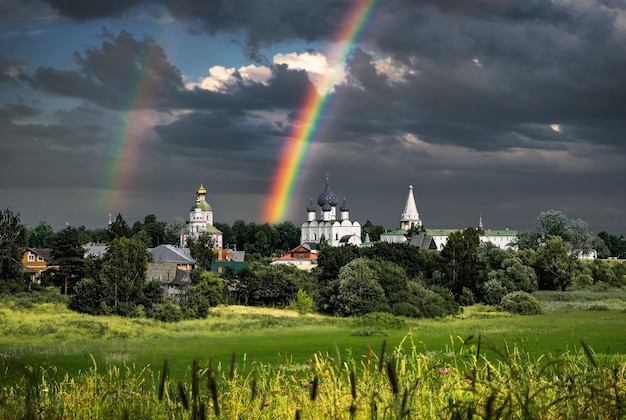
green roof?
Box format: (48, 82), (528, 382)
(204, 224), (222, 234)
(382, 229), (406, 236)
(191, 200), (212, 211)
(425, 228), (517, 236)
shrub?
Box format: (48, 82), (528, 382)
(352, 312), (407, 330)
(391, 302), (420, 318)
(292, 289), (314, 315)
(459, 287), (476, 306)
(351, 326), (389, 336)
(482, 279), (507, 306)
(151, 302), (183, 322)
(498, 291), (542, 315)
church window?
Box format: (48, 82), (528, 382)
(335, 233), (339, 240)
(314, 233), (317, 240)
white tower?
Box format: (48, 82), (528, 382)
(400, 185), (421, 230)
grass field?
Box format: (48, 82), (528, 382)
(1, 300), (625, 382)
(1, 299), (626, 418)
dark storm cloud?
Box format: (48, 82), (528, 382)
(155, 110), (286, 154)
(25, 30), (184, 109)
(0, 103), (41, 119)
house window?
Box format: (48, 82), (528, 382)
(218, 266), (223, 273)
(28, 254), (35, 262)
(38, 256), (44, 262)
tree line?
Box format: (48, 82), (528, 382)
(1, 208), (625, 321)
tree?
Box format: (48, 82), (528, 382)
(534, 236), (574, 290)
(108, 213), (132, 241)
(0, 209), (27, 281)
(181, 271), (224, 318)
(100, 237), (148, 314)
(187, 232), (217, 270)
(275, 221), (301, 253)
(292, 289), (314, 315)
(361, 242), (423, 278)
(362, 220), (386, 242)
(50, 227), (88, 294)
(512, 231), (540, 251)
(331, 258), (388, 316)
(27, 221), (56, 248)
(536, 210), (568, 240)
(132, 214), (166, 247)
(315, 244), (361, 285)
(367, 259), (410, 308)
(439, 228), (480, 296)
(163, 218), (187, 246)
(214, 222), (236, 249)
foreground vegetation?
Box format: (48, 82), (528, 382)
(2, 329), (625, 418)
(1, 298), (626, 418)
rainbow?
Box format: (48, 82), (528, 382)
(100, 38), (165, 213)
(262, 0), (380, 223)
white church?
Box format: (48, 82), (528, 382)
(381, 185), (518, 250)
(300, 178), (362, 248)
(181, 184), (223, 250)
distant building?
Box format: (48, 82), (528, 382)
(182, 184), (223, 250)
(300, 178), (362, 248)
(22, 248), (54, 282)
(271, 244), (318, 270)
(147, 244), (195, 303)
(382, 184), (517, 250)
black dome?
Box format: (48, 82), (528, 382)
(340, 198), (350, 212)
(317, 179), (339, 207)
(307, 198), (316, 212)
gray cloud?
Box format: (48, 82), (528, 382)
(1, 0), (625, 234)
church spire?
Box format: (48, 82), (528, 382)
(400, 185), (421, 230)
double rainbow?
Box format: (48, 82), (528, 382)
(262, 0), (380, 223)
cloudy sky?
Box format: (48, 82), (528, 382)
(1, 0), (625, 235)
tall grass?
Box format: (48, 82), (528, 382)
(1, 334), (624, 419)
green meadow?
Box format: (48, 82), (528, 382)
(1, 298), (625, 380)
(1, 296), (626, 418)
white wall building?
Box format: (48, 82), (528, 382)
(381, 184), (517, 250)
(301, 179), (362, 248)
(182, 184), (223, 250)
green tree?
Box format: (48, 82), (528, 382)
(536, 210), (568, 240)
(163, 218), (187, 246)
(275, 221), (301, 253)
(292, 289), (314, 315)
(214, 222), (236, 249)
(181, 271), (224, 318)
(50, 227), (88, 294)
(0, 209), (28, 281)
(100, 237), (148, 313)
(315, 244), (361, 285)
(331, 258), (388, 316)
(108, 213), (132, 241)
(512, 231), (541, 251)
(368, 259), (410, 308)
(187, 232), (217, 270)
(361, 241), (423, 278)
(361, 220), (386, 242)
(27, 221), (56, 248)
(534, 236), (575, 290)
(439, 228), (480, 296)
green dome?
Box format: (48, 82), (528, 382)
(191, 199), (212, 211)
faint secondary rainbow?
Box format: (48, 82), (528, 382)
(100, 38), (166, 213)
(262, 0), (380, 223)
